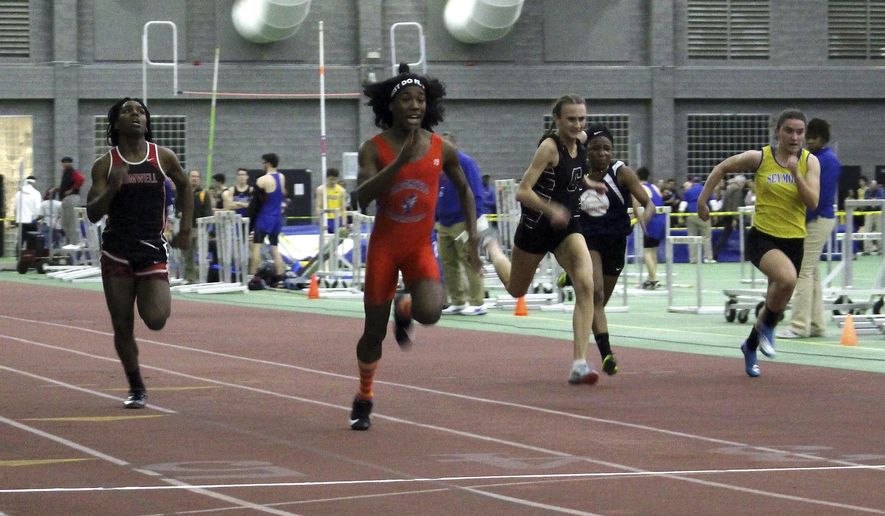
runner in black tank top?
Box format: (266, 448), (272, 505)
(86, 97), (193, 410)
(101, 142), (168, 269)
(480, 95), (608, 385)
(575, 125), (655, 377)
(515, 133), (587, 253)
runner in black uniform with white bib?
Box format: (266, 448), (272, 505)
(87, 97), (193, 409)
(577, 125), (654, 377)
(482, 95), (607, 385)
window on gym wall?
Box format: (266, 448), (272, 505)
(687, 114), (769, 180)
(686, 0), (770, 59)
(94, 115), (187, 168)
(0, 0), (30, 57)
(543, 114), (631, 165)
(828, 0), (885, 59)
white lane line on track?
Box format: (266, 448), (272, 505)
(1, 315), (880, 468)
(3, 464), (885, 493)
(0, 364), (177, 414)
(2, 331), (884, 513)
(0, 415), (299, 515)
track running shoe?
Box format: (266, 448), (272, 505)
(123, 389), (147, 409)
(602, 354), (619, 376)
(568, 364), (600, 385)
(756, 322), (777, 358)
(349, 397), (373, 431)
(741, 341), (760, 377)
(393, 293), (415, 351)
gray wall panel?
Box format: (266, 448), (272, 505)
(93, 0), (187, 61)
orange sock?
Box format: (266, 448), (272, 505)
(357, 360), (378, 400)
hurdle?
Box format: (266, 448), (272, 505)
(172, 211), (248, 294)
(666, 235), (719, 314)
(47, 208), (103, 282)
(736, 206), (763, 285)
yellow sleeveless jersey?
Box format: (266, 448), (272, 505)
(321, 184), (347, 219)
(753, 145), (810, 238)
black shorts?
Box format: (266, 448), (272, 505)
(254, 228), (280, 246)
(513, 216), (581, 255)
(643, 236), (661, 249)
(100, 232), (169, 280)
(584, 232), (627, 277)
(746, 227), (804, 273)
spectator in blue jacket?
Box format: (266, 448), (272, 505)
(779, 118), (841, 338)
(437, 132), (487, 315)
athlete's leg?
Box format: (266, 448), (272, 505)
(249, 242), (261, 274)
(643, 247), (658, 282)
(553, 234), (595, 361)
(588, 250), (607, 334)
(408, 278), (445, 325)
(135, 277), (171, 331)
(103, 274), (138, 370)
(487, 241), (544, 298)
(270, 244), (285, 276)
(758, 249), (797, 317)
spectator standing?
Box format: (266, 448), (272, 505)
(682, 177), (715, 263)
(222, 167), (253, 217)
(210, 173), (226, 211)
(315, 167), (348, 234)
(184, 169), (214, 282)
(713, 174), (746, 261)
(634, 167), (666, 289)
(779, 118), (841, 339)
(40, 190), (63, 248)
(56, 157), (85, 246)
(14, 175), (42, 248)
(250, 153), (286, 278)
(437, 131), (487, 316)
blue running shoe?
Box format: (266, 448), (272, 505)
(741, 341), (760, 377)
(756, 322), (777, 358)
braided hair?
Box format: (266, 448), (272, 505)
(362, 63), (446, 130)
(106, 97), (153, 147)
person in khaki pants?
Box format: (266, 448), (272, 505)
(779, 118), (841, 339)
(436, 132), (487, 315)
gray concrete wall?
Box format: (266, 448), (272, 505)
(1, 0), (883, 197)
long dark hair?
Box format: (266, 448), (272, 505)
(362, 63), (446, 130)
(106, 97), (153, 146)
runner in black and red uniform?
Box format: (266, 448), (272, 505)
(87, 97), (193, 409)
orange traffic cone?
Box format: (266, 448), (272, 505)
(840, 314), (857, 346)
(514, 296), (528, 316)
(308, 274), (320, 299)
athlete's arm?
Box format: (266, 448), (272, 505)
(442, 140), (481, 272)
(516, 138), (570, 228)
(698, 150), (761, 222)
(354, 129), (420, 209)
(621, 165), (655, 230)
(160, 146), (193, 249)
(86, 153), (119, 223)
(793, 153), (821, 210)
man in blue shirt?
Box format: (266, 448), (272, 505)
(779, 118), (841, 338)
(437, 132), (487, 315)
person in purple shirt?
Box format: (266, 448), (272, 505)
(436, 132), (487, 315)
(778, 118), (841, 339)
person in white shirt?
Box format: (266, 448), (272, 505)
(40, 191), (63, 248)
(14, 176), (43, 248)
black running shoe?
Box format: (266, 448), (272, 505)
(350, 397), (373, 431)
(393, 293), (414, 351)
(602, 354), (619, 376)
(123, 389), (147, 409)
